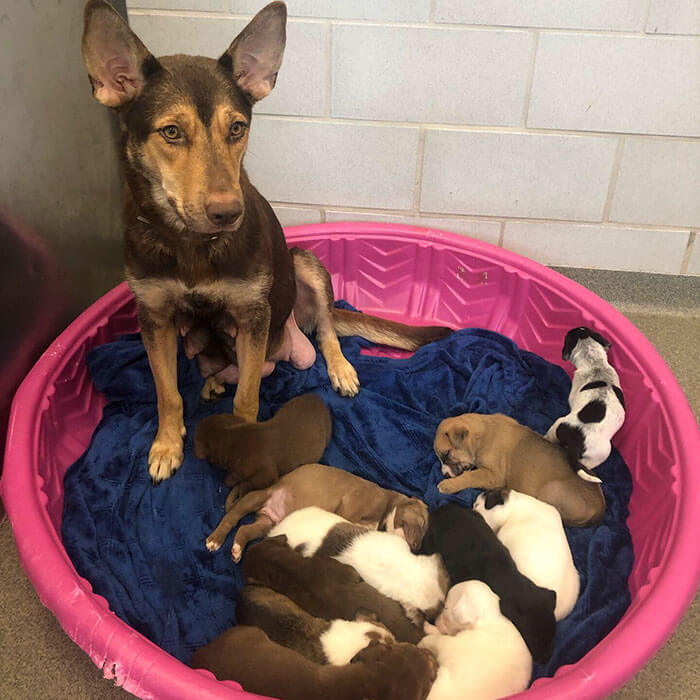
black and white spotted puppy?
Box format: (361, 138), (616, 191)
(546, 326), (625, 483)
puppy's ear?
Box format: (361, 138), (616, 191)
(394, 502), (429, 552)
(483, 488), (509, 510)
(266, 534), (289, 546)
(82, 0), (160, 107)
(354, 608), (379, 623)
(452, 594), (480, 629)
(446, 424), (467, 449)
(220, 1), (286, 103)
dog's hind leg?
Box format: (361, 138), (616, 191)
(291, 248), (359, 397)
(206, 488), (272, 551)
(231, 514), (275, 562)
(141, 321), (186, 484)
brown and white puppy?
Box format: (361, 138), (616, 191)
(269, 507), (449, 626)
(236, 585), (394, 665)
(206, 462), (428, 560)
(434, 413), (605, 527)
(243, 535), (424, 643)
(194, 393), (331, 500)
(191, 627), (437, 700)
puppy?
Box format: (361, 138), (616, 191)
(434, 412), (605, 527)
(191, 627), (437, 700)
(419, 503), (556, 664)
(236, 585), (394, 665)
(243, 536), (424, 643)
(419, 580), (532, 700)
(269, 506), (449, 625)
(474, 488), (579, 620)
(546, 326), (625, 482)
(205, 462), (428, 561)
(194, 393), (331, 499)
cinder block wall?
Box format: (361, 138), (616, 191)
(127, 0), (700, 275)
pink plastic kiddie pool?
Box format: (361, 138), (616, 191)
(2, 223), (699, 699)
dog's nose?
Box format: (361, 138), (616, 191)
(205, 194), (243, 227)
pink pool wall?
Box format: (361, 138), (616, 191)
(2, 223), (699, 700)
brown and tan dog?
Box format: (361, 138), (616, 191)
(194, 393), (331, 499)
(205, 463), (428, 560)
(81, 1), (451, 485)
(236, 584), (394, 665)
(434, 413), (605, 527)
(191, 626), (437, 700)
(244, 535), (424, 643)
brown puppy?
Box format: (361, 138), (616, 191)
(243, 535), (424, 643)
(194, 393), (331, 500)
(205, 463), (428, 560)
(236, 585), (394, 665)
(434, 413), (605, 526)
(191, 626), (437, 700)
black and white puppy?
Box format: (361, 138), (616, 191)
(418, 503), (556, 664)
(269, 506), (449, 625)
(473, 489), (579, 620)
(546, 326), (625, 483)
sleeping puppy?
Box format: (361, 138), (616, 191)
(546, 326), (625, 483)
(236, 585), (394, 665)
(419, 503), (556, 664)
(434, 412), (605, 527)
(419, 581), (532, 700)
(269, 506), (449, 625)
(194, 393), (331, 500)
(191, 626), (437, 700)
(205, 462), (428, 561)
(243, 536), (424, 643)
(474, 488), (580, 620)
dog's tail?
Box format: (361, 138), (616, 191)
(555, 423), (602, 484)
(331, 307), (452, 351)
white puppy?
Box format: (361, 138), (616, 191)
(473, 488), (579, 620)
(269, 506), (448, 622)
(419, 580), (532, 700)
(546, 326), (625, 482)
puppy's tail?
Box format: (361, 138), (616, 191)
(555, 423), (602, 485)
(332, 307), (452, 351)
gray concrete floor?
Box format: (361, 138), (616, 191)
(1, 271), (698, 699)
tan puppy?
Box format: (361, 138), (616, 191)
(434, 413), (605, 527)
(194, 393), (331, 500)
(191, 626), (437, 700)
(206, 462), (428, 560)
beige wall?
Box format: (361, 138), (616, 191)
(126, 0), (700, 274)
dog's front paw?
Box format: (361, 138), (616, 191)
(148, 432), (184, 484)
(437, 478), (462, 495)
(328, 358), (360, 397)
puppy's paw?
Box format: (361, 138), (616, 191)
(148, 432), (184, 484)
(423, 621), (440, 635)
(437, 478), (462, 495)
(206, 536), (222, 552)
(328, 358), (360, 397)
(231, 543), (243, 563)
(200, 376), (226, 402)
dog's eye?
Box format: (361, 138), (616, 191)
(230, 121), (246, 139)
(160, 125), (181, 141)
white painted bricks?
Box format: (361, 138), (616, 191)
(332, 25), (533, 126)
(421, 131), (618, 221)
(125, 2), (700, 274)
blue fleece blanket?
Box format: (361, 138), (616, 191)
(62, 317), (633, 680)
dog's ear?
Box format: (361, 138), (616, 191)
(446, 424), (467, 449)
(483, 488), (509, 510)
(82, 0), (159, 107)
(452, 593), (480, 629)
(220, 1), (287, 103)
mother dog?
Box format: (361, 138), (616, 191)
(81, 1), (450, 482)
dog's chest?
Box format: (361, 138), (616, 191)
(128, 275), (271, 330)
